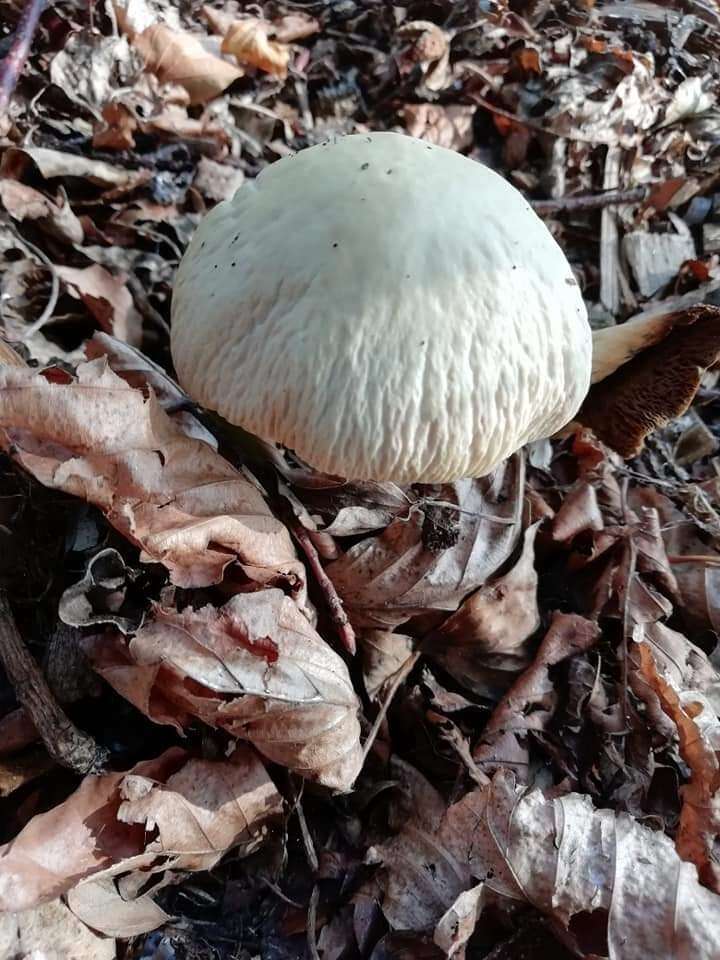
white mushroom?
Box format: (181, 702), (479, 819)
(171, 131), (592, 483)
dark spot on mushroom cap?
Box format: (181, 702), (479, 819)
(366, 136), (372, 142)
(361, 162), (369, 170)
(332, 242), (338, 248)
(232, 261), (237, 267)
(386, 168), (393, 174)
(566, 277), (578, 286)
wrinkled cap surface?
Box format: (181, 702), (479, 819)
(171, 132), (592, 483)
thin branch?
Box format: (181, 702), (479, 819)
(0, 591), (105, 773)
(0, 0), (47, 117)
(531, 186), (648, 215)
(288, 517), (356, 655)
(307, 885), (321, 960)
(361, 650), (421, 766)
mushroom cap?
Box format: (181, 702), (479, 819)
(171, 132), (591, 483)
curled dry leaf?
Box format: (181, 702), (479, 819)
(0, 359), (308, 601)
(272, 12), (320, 44)
(395, 21), (451, 92)
(472, 611), (600, 778)
(361, 630), (416, 701)
(0, 179), (83, 245)
(429, 521), (541, 698)
(221, 18), (291, 79)
(115, 3), (243, 105)
(83, 589), (363, 792)
(373, 767), (720, 959)
(59, 547), (143, 634)
(0, 746), (281, 918)
(326, 453), (524, 630)
(636, 642), (720, 893)
(580, 305), (720, 459)
(56, 264), (142, 345)
(403, 104), (476, 152)
(0, 898), (115, 960)
(1, 145), (149, 191)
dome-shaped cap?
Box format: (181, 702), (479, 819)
(171, 132), (591, 483)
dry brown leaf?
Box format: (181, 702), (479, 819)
(221, 18), (291, 79)
(636, 642), (720, 892)
(273, 12), (320, 44)
(395, 21), (451, 92)
(93, 102), (138, 151)
(0, 898), (115, 960)
(429, 522), (541, 698)
(126, 22), (243, 104)
(579, 305), (720, 459)
(83, 588), (363, 792)
(361, 631), (416, 701)
(326, 453), (524, 630)
(372, 767), (720, 958)
(49, 32), (140, 113)
(403, 104), (476, 152)
(0, 180), (84, 244)
(193, 156), (245, 202)
(472, 612), (600, 777)
(551, 481), (604, 542)
(0, 746), (281, 921)
(0, 146), (149, 191)
(56, 264), (142, 345)
(0, 359), (308, 600)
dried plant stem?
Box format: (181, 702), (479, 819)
(288, 518), (356, 655)
(668, 553), (720, 566)
(0, 0), (47, 117)
(0, 592), (104, 773)
(307, 885), (321, 960)
(361, 650), (421, 766)
(532, 186), (647, 214)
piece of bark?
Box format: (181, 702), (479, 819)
(0, 593), (104, 773)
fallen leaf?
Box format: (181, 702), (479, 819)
(326, 453), (524, 630)
(403, 104), (476, 151)
(193, 156), (245, 202)
(0, 746), (281, 920)
(0, 179), (84, 244)
(429, 522), (541, 698)
(93, 101), (138, 150)
(56, 264), (142, 345)
(273, 12), (320, 44)
(361, 631), (416, 701)
(122, 20), (243, 104)
(1, 146), (149, 191)
(59, 547), (143, 634)
(83, 588), (363, 792)
(0, 359), (308, 600)
(636, 642), (720, 892)
(373, 768), (720, 958)
(0, 898), (115, 960)
(221, 18), (291, 79)
(395, 21), (451, 92)
(472, 612), (600, 777)
(49, 32), (140, 113)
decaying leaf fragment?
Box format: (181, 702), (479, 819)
(0, 746), (281, 927)
(83, 589), (363, 792)
(580, 305), (720, 458)
(326, 453), (524, 630)
(636, 642), (720, 893)
(372, 767), (720, 959)
(221, 18), (291, 79)
(429, 521), (541, 698)
(0, 359), (307, 601)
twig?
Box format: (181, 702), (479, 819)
(361, 650), (421, 766)
(288, 517), (356, 655)
(0, 0), (47, 118)
(5, 226), (60, 341)
(668, 553), (720, 566)
(307, 885), (321, 960)
(531, 186), (647, 214)
(0, 591), (105, 773)
(290, 778), (319, 873)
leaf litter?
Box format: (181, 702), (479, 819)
(2, 1), (720, 958)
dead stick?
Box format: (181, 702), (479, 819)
(0, 592), (104, 773)
(0, 0), (47, 117)
(288, 519), (356, 655)
(531, 186), (648, 214)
